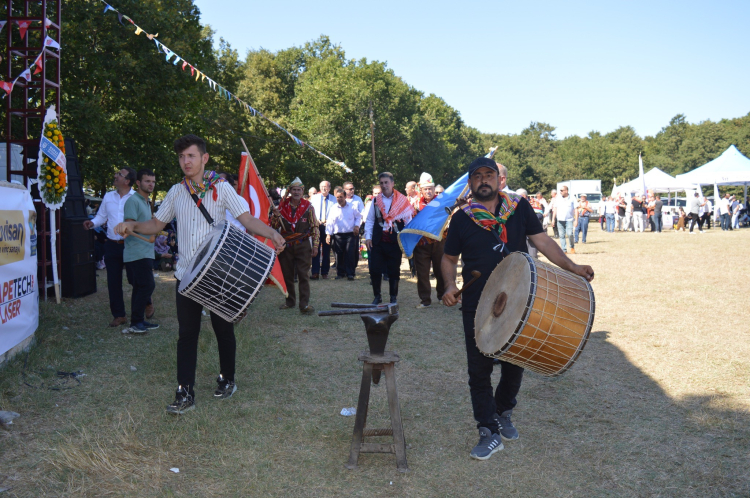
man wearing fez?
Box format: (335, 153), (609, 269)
(413, 172), (446, 309)
(271, 177), (320, 314)
(364, 172), (414, 304)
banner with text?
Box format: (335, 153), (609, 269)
(0, 183), (38, 357)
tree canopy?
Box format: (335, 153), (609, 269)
(59, 1), (750, 197)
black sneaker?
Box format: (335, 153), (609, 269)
(470, 427), (503, 460)
(214, 374), (237, 399)
(372, 295), (382, 305)
(495, 410), (519, 441)
(166, 386), (195, 415)
(141, 321), (160, 330)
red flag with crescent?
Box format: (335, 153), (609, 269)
(237, 152), (288, 298)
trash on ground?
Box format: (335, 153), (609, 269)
(130, 366), (137, 372)
(340, 407), (356, 416)
(170, 468), (180, 473)
(0, 411), (20, 425)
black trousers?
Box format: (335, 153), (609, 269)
(311, 225), (331, 276)
(462, 311), (524, 434)
(104, 240), (133, 318)
(689, 212), (701, 232)
(125, 259), (155, 325)
(332, 232), (358, 277)
(369, 240), (402, 298)
(175, 280), (236, 397)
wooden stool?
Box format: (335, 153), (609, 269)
(345, 350), (408, 472)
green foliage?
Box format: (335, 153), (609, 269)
(60, 2), (750, 199)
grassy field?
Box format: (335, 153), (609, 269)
(1, 225), (749, 497)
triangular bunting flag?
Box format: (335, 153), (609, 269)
(182, 61), (187, 71)
(134, 26), (143, 35)
(17, 21), (31, 39)
(201, 73), (206, 81)
(0, 81), (14, 95)
(190, 65), (195, 76)
(44, 18), (52, 28)
(164, 48), (174, 62)
(172, 55), (180, 65)
(33, 56), (43, 75)
(195, 71), (200, 82)
(0, 21), (7, 33)
(146, 32), (158, 40)
(103, 4), (113, 14)
(43, 36), (60, 49)
(117, 13), (124, 25)
(19, 69), (32, 82)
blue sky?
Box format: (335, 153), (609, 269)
(194, 0), (749, 139)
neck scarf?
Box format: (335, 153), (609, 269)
(375, 189), (412, 231)
(181, 170), (223, 202)
(462, 192), (519, 243)
(279, 197), (311, 230)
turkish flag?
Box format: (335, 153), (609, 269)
(237, 152), (288, 298)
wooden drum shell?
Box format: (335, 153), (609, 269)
(474, 252), (595, 377)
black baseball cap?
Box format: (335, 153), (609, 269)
(468, 157), (499, 176)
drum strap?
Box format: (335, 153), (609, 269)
(189, 193), (215, 226)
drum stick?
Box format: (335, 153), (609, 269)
(453, 270), (481, 299)
(124, 227), (156, 244)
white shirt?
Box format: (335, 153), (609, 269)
(155, 181), (249, 280)
(364, 193), (413, 239)
(347, 195), (365, 214)
(91, 189), (135, 240)
(718, 198), (730, 215)
(311, 193), (336, 225)
(605, 200), (616, 214)
(226, 196), (251, 230)
(554, 195), (577, 221)
(544, 196), (556, 215)
(325, 201), (362, 235)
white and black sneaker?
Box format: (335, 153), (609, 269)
(495, 410), (520, 441)
(166, 386), (195, 415)
(214, 374), (237, 399)
(470, 427), (503, 460)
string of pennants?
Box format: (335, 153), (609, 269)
(0, 18), (61, 97)
(100, 1), (351, 173)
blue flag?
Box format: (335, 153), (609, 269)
(397, 172), (469, 258)
(397, 147), (497, 258)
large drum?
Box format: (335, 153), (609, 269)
(474, 252), (595, 377)
(178, 221), (276, 323)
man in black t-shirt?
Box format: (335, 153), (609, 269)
(441, 157), (594, 461)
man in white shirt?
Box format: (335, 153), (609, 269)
(552, 186), (578, 253)
(83, 167), (137, 327)
(115, 134), (285, 415)
(326, 186), (362, 280)
(310, 181), (336, 278)
(406, 180), (419, 211)
(701, 197), (713, 230)
(343, 181), (364, 214)
(605, 196), (617, 232)
(718, 193), (731, 231)
(364, 172), (414, 304)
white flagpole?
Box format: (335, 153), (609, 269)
(639, 153), (647, 196)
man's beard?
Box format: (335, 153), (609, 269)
(471, 183), (498, 202)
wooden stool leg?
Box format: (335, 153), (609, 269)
(383, 362), (408, 472)
(346, 362), (373, 470)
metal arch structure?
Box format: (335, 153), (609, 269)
(3, 0), (62, 299)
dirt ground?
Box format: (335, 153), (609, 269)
(1, 225), (748, 497)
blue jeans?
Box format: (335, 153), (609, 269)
(652, 215), (663, 233)
(721, 213), (730, 230)
(557, 220), (575, 252)
(574, 217), (590, 243)
(605, 214), (615, 232)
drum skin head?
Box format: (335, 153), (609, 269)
(475, 253), (531, 355)
(178, 223), (227, 293)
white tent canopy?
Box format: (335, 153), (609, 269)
(676, 145), (750, 186)
(611, 167), (694, 196)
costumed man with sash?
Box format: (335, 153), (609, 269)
(364, 172), (414, 304)
(270, 177), (320, 314)
(413, 172), (446, 309)
(441, 157), (594, 461)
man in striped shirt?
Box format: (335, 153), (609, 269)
(115, 135), (285, 415)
